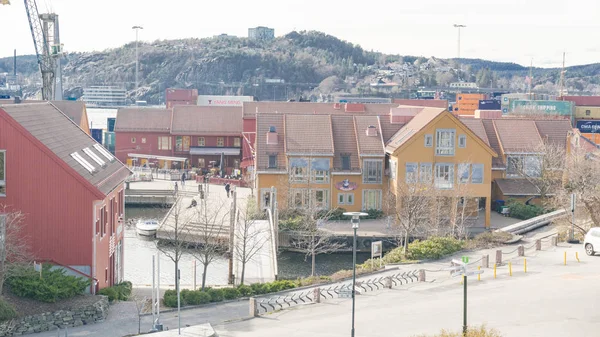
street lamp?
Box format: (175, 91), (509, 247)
(343, 212), (368, 337)
(132, 25), (144, 93)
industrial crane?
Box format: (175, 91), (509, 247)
(23, 0), (63, 100)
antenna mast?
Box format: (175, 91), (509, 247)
(559, 52), (566, 97)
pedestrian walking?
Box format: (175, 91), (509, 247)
(225, 183), (231, 198)
(174, 182), (179, 195)
(181, 171), (186, 187)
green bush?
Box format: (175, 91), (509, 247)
(115, 281), (132, 300)
(222, 288), (241, 300)
(506, 200), (548, 220)
(237, 285), (254, 297)
(163, 294), (178, 308)
(164, 289), (176, 297)
(266, 280), (297, 293)
(197, 291), (212, 304)
(184, 291), (203, 305)
(7, 264), (89, 303)
(207, 288), (224, 302)
(0, 298), (17, 322)
(406, 237), (464, 260)
(364, 209), (385, 219)
(250, 283), (269, 295)
(98, 287), (119, 302)
(180, 289), (191, 305)
(382, 246), (406, 264)
(279, 216), (304, 231)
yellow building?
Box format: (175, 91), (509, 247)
(386, 108), (497, 228)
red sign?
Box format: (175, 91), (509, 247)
(335, 179), (357, 191)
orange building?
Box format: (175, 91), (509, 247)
(454, 93), (487, 117)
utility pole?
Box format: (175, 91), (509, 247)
(132, 26), (143, 93)
(228, 187), (237, 284)
(453, 24), (466, 81)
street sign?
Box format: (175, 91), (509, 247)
(339, 289), (353, 298)
(462, 256), (469, 264)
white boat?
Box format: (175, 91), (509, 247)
(136, 219), (160, 237)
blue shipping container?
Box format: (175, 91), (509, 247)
(107, 118), (116, 132)
(577, 120), (600, 134)
(91, 129), (103, 143)
(478, 100), (501, 110)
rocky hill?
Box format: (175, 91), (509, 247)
(1, 31), (600, 104)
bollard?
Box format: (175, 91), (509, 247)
(477, 266), (481, 281)
(576, 252), (580, 263)
(509, 261), (512, 276)
(493, 264), (497, 279)
(385, 276), (392, 289)
(418, 269), (426, 282)
(564, 251), (567, 265)
(482, 254), (489, 269)
(524, 258), (527, 273)
(249, 297), (258, 317)
(313, 287), (321, 303)
(536, 239), (542, 251)
(552, 237), (558, 246)
(518, 245), (525, 257)
(495, 250), (502, 266)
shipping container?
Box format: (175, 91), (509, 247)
(575, 106), (600, 120)
(509, 100), (574, 117)
(165, 88), (198, 101)
(91, 128), (103, 144)
(166, 100), (195, 109)
(478, 100), (501, 110)
(457, 93), (487, 100)
(560, 95), (600, 107)
(581, 133), (600, 145)
(576, 120), (600, 133)
(475, 110), (502, 119)
(197, 95), (254, 107)
(107, 117), (116, 132)
(103, 131), (115, 154)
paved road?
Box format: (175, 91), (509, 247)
(214, 244), (600, 337)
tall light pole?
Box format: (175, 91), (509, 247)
(453, 24), (466, 60)
(132, 25), (143, 93)
(343, 212), (368, 337)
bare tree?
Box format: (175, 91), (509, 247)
(234, 197), (269, 285)
(188, 197), (230, 290)
(0, 206), (32, 295)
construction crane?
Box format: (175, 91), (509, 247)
(23, 0), (63, 100)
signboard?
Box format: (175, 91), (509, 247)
(335, 179), (358, 191)
(577, 120), (600, 134)
(510, 100), (574, 116)
(197, 95), (254, 107)
(371, 241), (383, 268)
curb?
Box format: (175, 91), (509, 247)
(139, 297), (249, 316)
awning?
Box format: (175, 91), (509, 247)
(128, 153), (188, 162)
(190, 147), (240, 156)
(495, 179), (541, 196)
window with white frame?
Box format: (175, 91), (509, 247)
(389, 159), (397, 179)
(290, 189), (310, 208)
(198, 137), (205, 147)
(158, 137), (172, 150)
(93, 144), (115, 162)
(83, 147), (106, 167)
(436, 129), (455, 156)
(0, 150), (5, 196)
(435, 163), (454, 189)
(362, 189), (382, 211)
(471, 164), (484, 184)
(313, 189), (329, 209)
(233, 137), (241, 147)
(141, 138), (147, 144)
(289, 158), (308, 182)
(363, 160), (383, 184)
(217, 137), (224, 147)
(311, 158), (330, 184)
(424, 134), (433, 147)
(458, 135), (467, 148)
(131, 137), (136, 144)
(419, 163), (432, 184)
(338, 193), (354, 205)
(458, 163), (470, 184)
(507, 155), (541, 178)
(71, 152), (96, 173)
(405, 163), (418, 183)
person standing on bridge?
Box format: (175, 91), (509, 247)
(225, 183), (231, 198)
(181, 171), (186, 187)
(174, 181), (179, 195)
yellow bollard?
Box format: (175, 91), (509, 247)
(524, 258), (527, 273)
(509, 261), (512, 276)
(576, 252), (580, 263)
(493, 264), (497, 279)
(564, 251), (567, 265)
(478, 266), (481, 281)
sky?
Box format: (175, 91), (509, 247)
(1, 0), (599, 68)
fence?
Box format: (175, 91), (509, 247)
(249, 234), (561, 317)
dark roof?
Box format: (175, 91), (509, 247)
(243, 101), (397, 118)
(0, 102), (130, 196)
(493, 120), (542, 153)
(115, 108), (172, 132)
(481, 119), (505, 169)
(171, 106), (242, 136)
(495, 179), (541, 196)
(535, 120), (572, 148)
(50, 101), (86, 126)
(255, 114), (286, 170)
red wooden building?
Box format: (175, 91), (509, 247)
(0, 102), (131, 292)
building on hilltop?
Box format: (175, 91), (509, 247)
(0, 102), (131, 292)
(83, 86), (128, 107)
(248, 26), (275, 41)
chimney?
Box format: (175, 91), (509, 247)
(266, 126), (278, 144)
(366, 125), (378, 137)
(333, 103), (341, 110)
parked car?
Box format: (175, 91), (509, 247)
(584, 227), (600, 256)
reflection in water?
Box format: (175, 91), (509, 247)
(124, 206), (372, 287)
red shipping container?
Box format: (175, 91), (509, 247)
(166, 88), (199, 102)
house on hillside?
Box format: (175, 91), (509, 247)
(0, 102), (131, 292)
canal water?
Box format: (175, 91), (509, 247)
(124, 207), (370, 287)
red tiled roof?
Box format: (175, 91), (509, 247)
(393, 99), (448, 109)
(495, 179), (541, 196)
(354, 116), (385, 156)
(115, 108), (172, 132)
(481, 119), (505, 169)
(284, 115), (334, 155)
(243, 102), (397, 118)
(493, 120), (543, 153)
(255, 114), (285, 170)
(534, 120), (572, 148)
(171, 106), (242, 135)
(345, 103), (365, 113)
(560, 96), (600, 107)
(459, 118), (491, 146)
(379, 118), (405, 143)
(385, 107), (447, 153)
(331, 116), (360, 171)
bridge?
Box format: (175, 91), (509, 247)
(124, 189), (196, 206)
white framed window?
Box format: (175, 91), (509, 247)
(217, 137), (225, 147)
(405, 163), (418, 183)
(458, 135), (467, 148)
(362, 189), (382, 211)
(290, 166), (308, 182)
(233, 137), (241, 147)
(158, 137), (172, 150)
(198, 158), (205, 167)
(458, 163), (470, 184)
(507, 155), (541, 178)
(0, 150), (5, 196)
(290, 189), (310, 208)
(312, 170), (329, 183)
(424, 134), (433, 147)
(71, 152), (96, 173)
(313, 189), (329, 209)
(198, 137), (205, 147)
(436, 129), (455, 156)
(83, 147), (106, 167)
(310, 158), (330, 184)
(141, 138), (147, 144)
(435, 163), (454, 189)
(419, 163), (432, 184)
(94, 144), (115, 162)
(389, 159), (397, 179)
(363, 160), (383, 184)
(131, 137), (136, 144)
(338, 193), (354, 206)
(472, 164), (484, 184)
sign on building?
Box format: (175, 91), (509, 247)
(577, 120), (600, 134)
(510, 100), (574, 116)
(197, 95), (254, 107)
